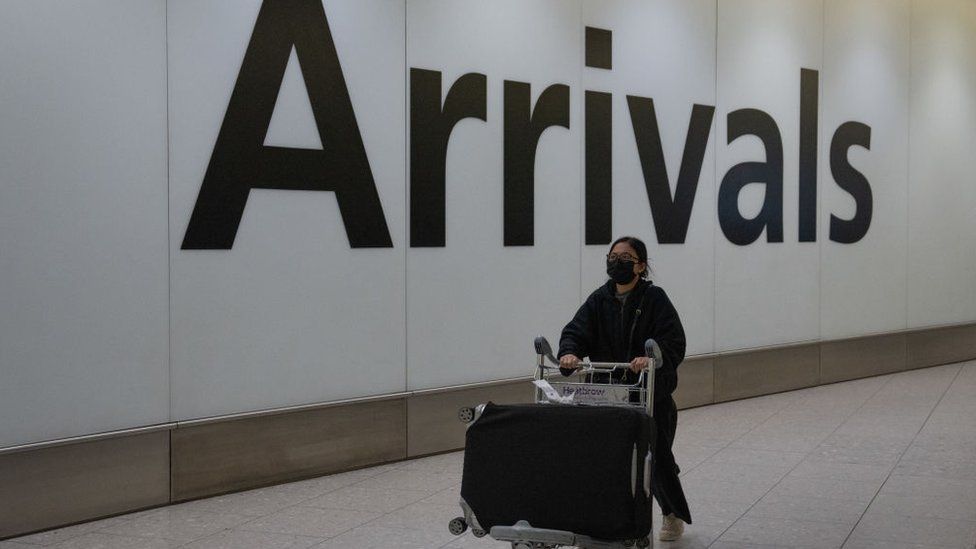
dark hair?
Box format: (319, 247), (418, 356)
(609, 235), (651, 280)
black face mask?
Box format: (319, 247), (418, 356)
(606, 259), (637, 285)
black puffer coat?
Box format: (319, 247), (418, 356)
(557, 278), (692, 524)
(557, 279), (686, 396)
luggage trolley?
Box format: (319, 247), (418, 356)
(449, 337), (664, 549)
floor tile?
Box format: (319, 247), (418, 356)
(46, 533), (180, 548)
(729, 430), (833, 453)
(7, 518), (127, 547)
(878, 475), (976, 501)
(399, 452), (463, 474)
(842, 537), (955, 548)
(95, 507), (251, 544)
(865, 493), (976, 522)
(807, 437), (907, 466)
(746, 494), (869, 527)
(683, 496), (754, 523)
(259, 469), (377, 500)
(356, 469), (462, 495)
(718, 516), (853, 548)
(767, 477), (883, 503)
(181, 529), (324, 549)
(439, 531), (510, 548)
(892, 457), (976, 481)
(788, 459), (893, 483)
(237, 506), (381, 539)
(705, 447), (808, 469)
(7, 522), (96, 547)
(683, 459), (792, 484)
(314, 523), (458, 548)
(372, 501), (465, 535)
(301, 485), (430, 513)
(710, 542), (794, 549)
(419, 484), (463, 507)
(849, 510), (976, 548)
(179, 485), (322, 517)
(898, 444), (976, 465)
(679, 475), (776, 506)
(672, 443), (723, 473)
(674, 504), (749, 546)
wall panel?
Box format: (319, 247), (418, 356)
(907, 0), (976, 328)
(580, 0), (718, 357)
(714, 0), (824, 351)
(168, 0), (408, 419)
(405, 0), (583, 389)
(0, 0), (169, 447)
(820, 0), (910, 340)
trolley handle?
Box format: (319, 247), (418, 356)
(538, 361), (634, 372)
(534, 335), (664, 373)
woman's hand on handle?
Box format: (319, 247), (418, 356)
(559, 353), (581, 374)
(630, 356), (649, 373)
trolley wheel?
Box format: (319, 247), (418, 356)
(458, 407), (475, 423)
(448, 517), (468, 536)
(471, 527), (487, 538)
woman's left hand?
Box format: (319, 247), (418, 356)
(629, 356), (649, 373)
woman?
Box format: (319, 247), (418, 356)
(558, 236), (691, 542)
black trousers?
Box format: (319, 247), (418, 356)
(651, 392), (692, 523)
(597, 369), (692, 524)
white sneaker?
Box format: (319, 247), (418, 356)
(658, 513), (684, 541)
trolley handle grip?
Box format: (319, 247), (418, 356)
(644, 338), (663, 417)
(644, 339), (664, 370)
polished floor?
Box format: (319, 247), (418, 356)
(5, 361), (976, 549)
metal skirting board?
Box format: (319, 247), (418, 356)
(2, 322), (975, 540)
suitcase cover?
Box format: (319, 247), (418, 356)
(461, 402), (654, 541)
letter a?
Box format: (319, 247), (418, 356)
(182, 0), (392, 249)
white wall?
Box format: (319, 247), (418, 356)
(907, 0), (976, 328)
(168, 0), (407, 419)
(405, 0), (582, 390)
(581, 0), (718, 357)
(0, 0), (169, 448)
(714, 0), (824, 350)
(820, 0), (910, 340)
(1, 0), (975, 446)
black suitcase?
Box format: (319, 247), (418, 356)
(458, 402), (655, 546)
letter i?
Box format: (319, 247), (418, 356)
(584, 26), (612, 245)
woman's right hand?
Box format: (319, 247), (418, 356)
(559, 354), (581, 371)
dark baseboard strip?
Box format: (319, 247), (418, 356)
(0, 432), (169, 539)
(171, 398), (407, 502)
